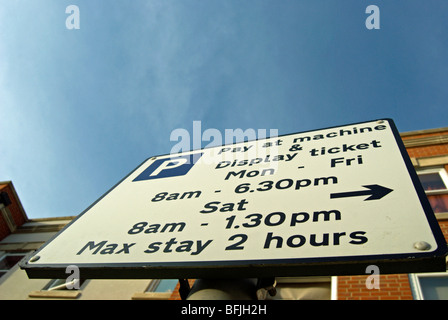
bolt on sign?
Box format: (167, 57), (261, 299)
(21, 119), (447, 279)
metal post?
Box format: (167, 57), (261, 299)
(178, 279), (191, 300)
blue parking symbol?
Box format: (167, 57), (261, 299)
(133, 153), (203, 181)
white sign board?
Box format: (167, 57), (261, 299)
(22, 119), (447, 279)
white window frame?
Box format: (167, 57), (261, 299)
(417, 167), (448, 195)
(409, 270), (448, 300)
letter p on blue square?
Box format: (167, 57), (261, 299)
(133, 153), (203, 181)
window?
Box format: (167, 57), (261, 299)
(410, 272), (448, 300)
(427, 194), (448, 213)
(146, 279), (178, 293)
(0, 253), (26, 279)
(132, 279), (179, 300)
(28, 279), (83, 299)
(417, 168), (448, 213)
(417, 168), (448, 193)
(28, 275), (84, 299)
(42, 278), (84, 291)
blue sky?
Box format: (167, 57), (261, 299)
(1, 1), (447, 219)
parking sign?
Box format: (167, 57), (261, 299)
(21, 119), (447, 279)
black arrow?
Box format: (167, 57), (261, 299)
(330, 184), (393, 201)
